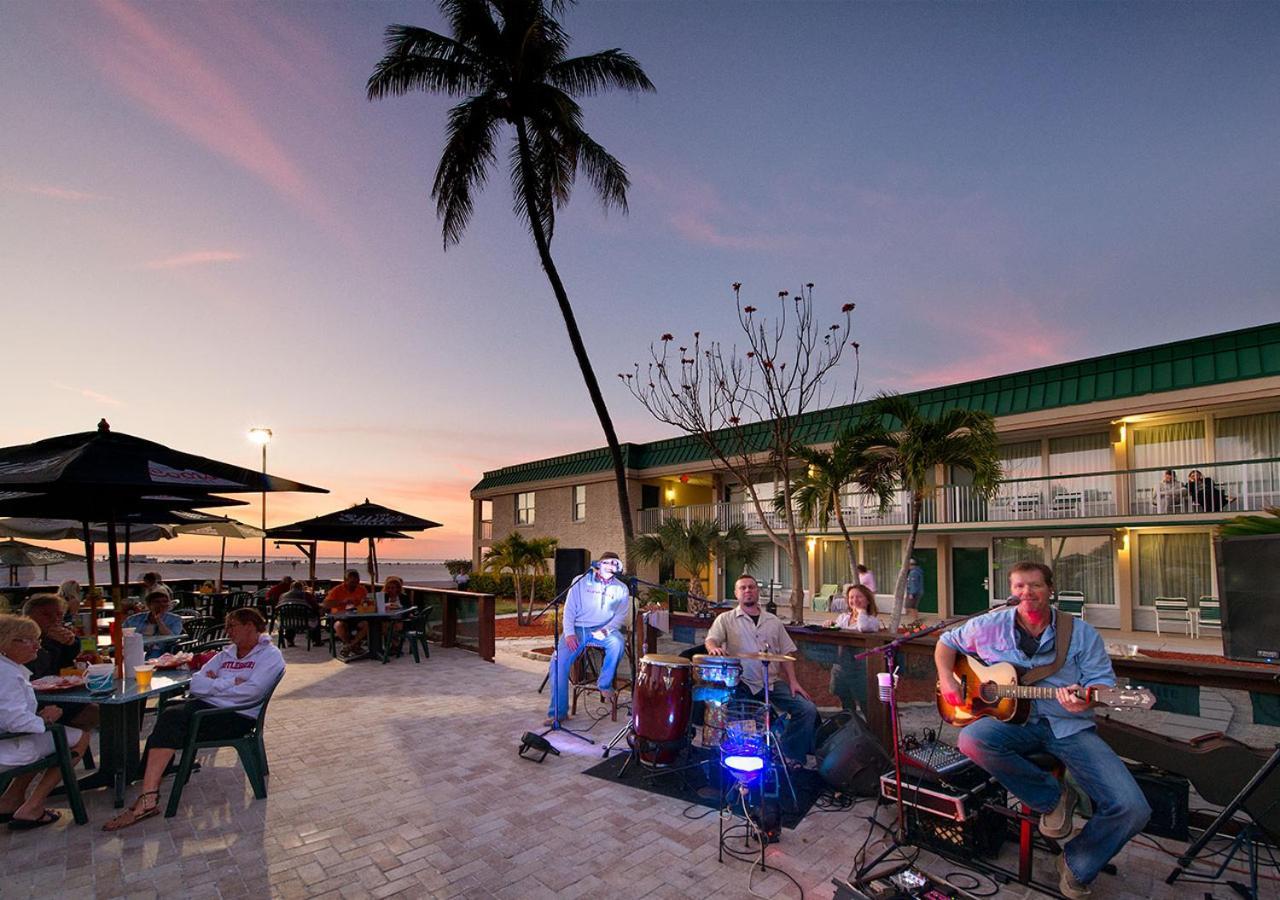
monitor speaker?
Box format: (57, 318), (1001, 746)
(1216, 536), (1280, 663)
(815, 714), (888, 796)
(555, 548), (591, 596)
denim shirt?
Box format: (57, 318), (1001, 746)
(939, 607), (1115, 738)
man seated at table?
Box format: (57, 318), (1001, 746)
(323, 570), (369, 658)
(704, 574), (818, 767)
(1, 614), (93, 831)
(124, 592), (184, 659)
(265, 576), (293, 607)
(103, 608), (285, 831)
(22, 594), (98, 730)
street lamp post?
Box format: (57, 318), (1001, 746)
(248, 427), (273, 582)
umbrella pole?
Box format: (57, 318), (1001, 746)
(124, 524), (132, 590)
(343, 542), (347, 573)
(218, 536), (226, 593)
(83, 520), (96, 591)
(107, 521), (124, 680)
(308, 542), (316, 585)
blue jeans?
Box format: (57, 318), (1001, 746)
(546, 627), (625, 719)
(957, 717), (1151, 885)
(734, 681), (819, 764)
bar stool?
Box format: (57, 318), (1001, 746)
(569, 646), (622, 721)
(983, 752), (1065, 885)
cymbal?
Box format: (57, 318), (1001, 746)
(739, 651), (795, 663)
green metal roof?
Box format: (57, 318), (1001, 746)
(473, 321), (1280, 493)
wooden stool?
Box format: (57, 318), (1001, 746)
(569, 646), (622, 721)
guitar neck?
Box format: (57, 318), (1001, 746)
(991, 684), (1086, 701)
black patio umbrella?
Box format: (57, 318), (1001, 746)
(0, 421), (327, 674)
(0, 517), (178, 589)
(267, 500), (439, 589)
(0, 538), (85, 586)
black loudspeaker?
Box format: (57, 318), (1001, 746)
(815, 715), (889, 796)
(554, 548), (591, 596)
(1216, 535), (1280, 663)
(1128, 765), (1190, 841)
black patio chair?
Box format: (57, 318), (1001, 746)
(226, 592), (255, 611)
(275, 605), (315, 651)
(0, 724), (88, 825)
(163, 670), (285, 818)
(388, 605), (433, 663)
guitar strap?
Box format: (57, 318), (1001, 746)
(1021, 611), (1073, 685)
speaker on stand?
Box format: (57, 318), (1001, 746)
(555, 548), (592, 596)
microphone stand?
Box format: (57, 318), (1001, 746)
(535, 572), (594, 746)
(853, 599), (1014, 881)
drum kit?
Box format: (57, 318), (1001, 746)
(612, 649), (797, 795)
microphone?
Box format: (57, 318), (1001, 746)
(1004, 596), (1020, 607)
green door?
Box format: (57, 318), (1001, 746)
(952, 547), (990, 615)
(912, 548), (938, 614)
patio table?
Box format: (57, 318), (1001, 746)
(326, 607), (414, 663)
(36, 670), (193, 808)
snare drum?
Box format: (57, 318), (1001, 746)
(631, 654), (693, 764)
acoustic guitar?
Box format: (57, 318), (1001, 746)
(937, 654), (1156, 726)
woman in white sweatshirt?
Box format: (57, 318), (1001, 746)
(103, 607), (285, 830)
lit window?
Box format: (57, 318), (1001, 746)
(572, 485), (586, 522)
(516, 492), (535, 525)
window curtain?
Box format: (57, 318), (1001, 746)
(1216, 411), (1280, 461)
(993, 537), (1045, 598)
(1136, 532), (1212, 607)
(821, 539), (853, 586)
(1000, 441), (1043, 478)
(862, 540), (902, 593)
(1132, 421), (1206, 508)
(1047, 535), (1115, 605)
(1049, 433), (1111, 475)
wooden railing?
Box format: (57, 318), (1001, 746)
(405, 586), (495, 662)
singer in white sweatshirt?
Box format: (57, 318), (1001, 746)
(104, 607), (285, 830)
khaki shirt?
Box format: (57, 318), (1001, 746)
(705, 606), (798, 694)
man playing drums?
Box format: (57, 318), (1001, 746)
(544, 552), (631, 726)
(705, 575), (818, 766)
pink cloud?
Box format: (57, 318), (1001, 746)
(138, 250), (244, 271)
(20, 184), (105, 202)
(637, 169), (799, 253)
(88, 0), (334, 227)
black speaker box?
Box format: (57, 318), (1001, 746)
(554, 548), (591, 596)
(1129, 765), (1190, 841)
(1215, 535), (1280, 663)
(815, 715), (889, 796)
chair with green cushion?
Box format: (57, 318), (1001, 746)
(1055, 591), (1086, 621)
(0, 723), (88, 825)
(813, 584), (840, 613)
(164, 670), (285, 818)
(1196, 596), (1221, 639)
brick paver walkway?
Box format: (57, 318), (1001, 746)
(1, 643), (1263, 898)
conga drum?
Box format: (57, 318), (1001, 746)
(631, 654), (693, 764)
(691, 653), (743, 703)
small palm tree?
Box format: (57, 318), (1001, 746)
(784, 423), (894, 585)
(368, 1), (654, 558)
(521, 535), (559, 621)
(862, 393), (1002, 631)
(482, 531), (556, 622)
(630, 518), (761, 600)
(1219, 507), (1280, 535)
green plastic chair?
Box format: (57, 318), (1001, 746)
(1055, 591), (1086, 620)
(388, 605), (434, 663)
(163, 670), (285, 818)
(0, 723), (88, 825)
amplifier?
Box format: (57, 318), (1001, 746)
(880, 771), (1000, 823)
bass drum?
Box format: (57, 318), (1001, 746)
(631, 654), (693, 765)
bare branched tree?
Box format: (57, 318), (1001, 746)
(620, 282), (859, 622)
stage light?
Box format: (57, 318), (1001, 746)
(518, 731), (560, 763)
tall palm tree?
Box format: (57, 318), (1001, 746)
(630, 518), (761, 600)
(862, 393), (1002, 631)
(784, 424), (894, 586)
(368, 0), (654, 558)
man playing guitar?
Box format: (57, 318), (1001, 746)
(934, 562), (1150, 899)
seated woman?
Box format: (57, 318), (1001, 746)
(104, 608), (284, 830)
(124, 592), (184, 659)
(828, 585), (883, 716)
(0, 615), (92, 830)
(197, 581), (216, 596)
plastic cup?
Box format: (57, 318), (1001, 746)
(86, 663), (115, 693)
(134, 664), (155, 690)
(877, 671), (899, 702)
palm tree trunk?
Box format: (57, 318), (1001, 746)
(890, 496), (924, 632)
(834, 505), (859, 585)
(514, 121), (635, 562)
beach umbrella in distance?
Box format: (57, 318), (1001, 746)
(174, 518), (265, 592)
(0, 421), (328, 676)
(267, 500), (440, 589)
(0, 538), (85, 587)
(0, 517), (179, 589)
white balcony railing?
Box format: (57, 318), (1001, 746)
(635, 457), (1280, 534)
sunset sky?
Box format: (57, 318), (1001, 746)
(3, 1), (1277, 560)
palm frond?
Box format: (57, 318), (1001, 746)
(432, 95), (503, 247)
(572, 129), (629, 214)
(367, 25), (487, 100)
(548, 49), (656, 96)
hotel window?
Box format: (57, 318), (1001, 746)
(1048, 534), (1115, 605)
(820, 539), (852, 587)
(1215, 412), (1280, 509)
(572, 485), (586, 522)
(1136, 532), (1212, 607)
(1131, 420), (1207, 507)
(993, 537), (1046, 596)
(515, 492), (535, 525)
(862, 540), (902, 592)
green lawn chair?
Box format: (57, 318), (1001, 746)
(0, 723), (87, 825)
(164, 670), (285, 818)
(813, 583), (840, 613)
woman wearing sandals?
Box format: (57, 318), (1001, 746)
(104, 608), (284, 830)
(0, 615), (92, 830)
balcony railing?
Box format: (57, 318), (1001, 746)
(635, 457), (1280, 533)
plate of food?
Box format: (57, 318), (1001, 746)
(31, 674), (87, 691)
(153, 652), (194, 670)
